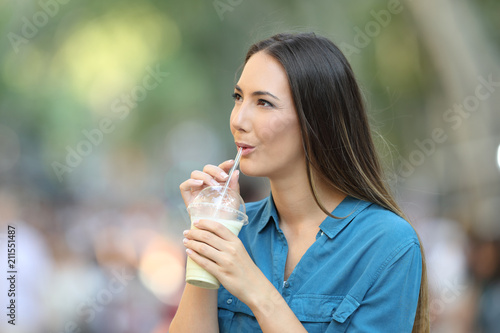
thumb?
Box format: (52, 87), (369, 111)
(229, 170), (240, 193)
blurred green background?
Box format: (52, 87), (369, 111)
(0, 0), (499, 332)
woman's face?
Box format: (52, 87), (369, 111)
(230, 51), (304, 179)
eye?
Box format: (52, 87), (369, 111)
(257, 99), (274, 108)
(231, 92), (242, 102)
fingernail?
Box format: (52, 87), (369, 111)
(220, 171), (229, 179)
(193, 219), (199, 226)
(193, 179), (203, 184)
(186, 249), (192, 255)
(210, 179), (219, 186)
(183, 230), (189, 236)
(183, 238), (188, 244)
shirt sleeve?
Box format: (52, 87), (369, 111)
(326, 240), (422, 333)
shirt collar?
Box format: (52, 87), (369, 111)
(256, 193), (280, 233)
(256, 194), (371, 238)
(319, 196), (371, 239)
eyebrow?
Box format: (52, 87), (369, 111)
(235, 85), (280, 101)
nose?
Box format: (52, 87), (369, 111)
(230, 103), (252, 134)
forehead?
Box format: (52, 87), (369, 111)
(237, 51), (291, 96)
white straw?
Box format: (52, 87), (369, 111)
(215, 147), (243, 214)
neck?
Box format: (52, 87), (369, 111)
(269, 165), (346, 230)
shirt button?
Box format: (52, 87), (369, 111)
(321, 231), (324, 236)
(226, 298), (233, 305)
(284, 281), (290, 288)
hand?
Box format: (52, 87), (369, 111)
(179, 160), (240, 208)
(183, 219), (265, 305)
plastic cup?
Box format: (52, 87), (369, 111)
(185, 186), (248, 289)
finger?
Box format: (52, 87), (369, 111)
(179, 178), (204, 192)
(185, 227), (219, 248)
(185, 247), (220, 276)
(218, 159), (235, 173)
(218, 160), (240, 192)
(184, 234), (222, 258)
(203, 164), (230, 183)
(192, 219), (236, 241)
(228, 170), (240, 192)
(190, 170), (220, 186)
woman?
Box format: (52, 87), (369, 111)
(170, 32), (429, 332)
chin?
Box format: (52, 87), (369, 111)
(240, 162), (267, 178)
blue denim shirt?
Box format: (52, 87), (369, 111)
(217, 195), (422, 332)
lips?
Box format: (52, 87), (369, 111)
(235, 142), (256, 156)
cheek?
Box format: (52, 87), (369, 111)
(257, 113), (294, 145)
(261, 114), (301, 148)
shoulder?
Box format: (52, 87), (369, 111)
(357, 203), (419, 243)
(339, 202), (422, 288)
(346, 202), (421, 264)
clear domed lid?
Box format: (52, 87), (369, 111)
(189, 186), (245, 213)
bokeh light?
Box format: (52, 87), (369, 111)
(139, 235), (185, 305)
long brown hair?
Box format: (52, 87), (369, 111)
(245, 32), (429, 332)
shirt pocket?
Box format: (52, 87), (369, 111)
(290, 294), (360, 333)
(328, 294), (361, 333)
